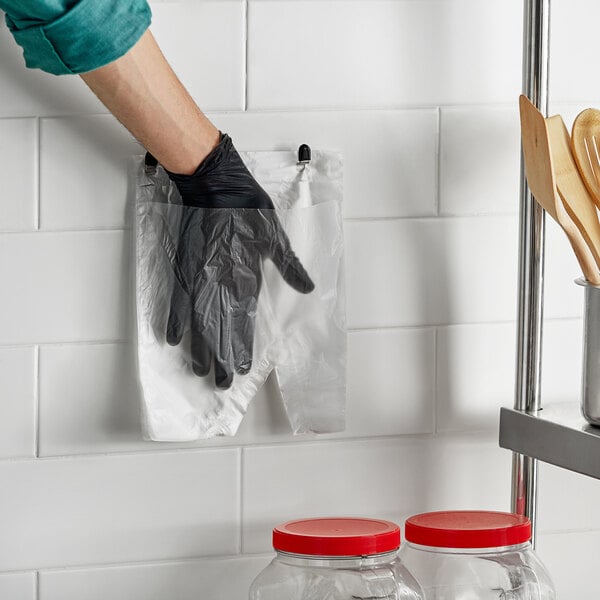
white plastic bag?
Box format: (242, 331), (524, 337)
(134, 147), (346, 441)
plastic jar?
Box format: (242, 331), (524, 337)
(398, 511), (556, 599)
(249, 517), (423, 600)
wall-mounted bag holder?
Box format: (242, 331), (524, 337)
(134, 143), (346, 441)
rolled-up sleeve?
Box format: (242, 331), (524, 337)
(1, 0), (152, 75)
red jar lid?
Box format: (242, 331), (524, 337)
(405, 511), (531, 549)
(273, 517), (401, 556)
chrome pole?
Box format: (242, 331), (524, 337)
(512, 0), (550, 547)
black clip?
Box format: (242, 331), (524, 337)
(298, 143), (311, 165)
(144, 151), (158, 174)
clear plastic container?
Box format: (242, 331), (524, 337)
(398, 511), (556, 600)
(249, 517), (423, 600)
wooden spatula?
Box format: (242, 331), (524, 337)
(571, 108), (600, 208)
(546, 114), (600, 271)
(519, 95), (600, 284)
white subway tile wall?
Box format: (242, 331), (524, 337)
(537, 530), (600, 599)
(439, 107), (521, 216)
(0, 0), (599, 598)
(0, 118), (37, 231)
(0, 573), (36, 600)
(40, 117), (141, 230)
(0, 450), (240, 571)
(39, 556), (272, 600)
(0, 346), (36, 458)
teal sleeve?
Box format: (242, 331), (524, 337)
(1, 0), (152, 75)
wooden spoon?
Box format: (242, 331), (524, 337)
(519, 95), (600, 284)
(571, 108), (600, 208)
(546, 114), (600, 270)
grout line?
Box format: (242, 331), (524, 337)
(209, 101), (520, 114)
(35, 571), (40, 600)
(434, 106), (441, 216)
(0, 430), (502, 465)
(243, 0), (249, 111)
(0, 101), (526, 120)
(0, 317), (584, 352)
(34, 117), (40, 230)
(0, 226), (130, 236)
(0, 212), (523, 236)
(0, 339), (130, 351)
(2, 551), (276, 577)
(34, 345), (40, 459)
(0, 316), (584, 352)
(0, 322), (524, 349)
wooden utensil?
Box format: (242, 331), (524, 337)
(546, 113), (600, 271)
(571, 108), (600, 208)
(519, 95), (600, 284)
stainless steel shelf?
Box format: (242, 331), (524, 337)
(500, 403), (600, 480)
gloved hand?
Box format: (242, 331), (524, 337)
(160, 131), (314, 389)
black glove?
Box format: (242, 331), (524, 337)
(162, 131), (314, 389)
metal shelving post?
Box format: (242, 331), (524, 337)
(501, 0), (600, 549)
(512, 0), (550, 545)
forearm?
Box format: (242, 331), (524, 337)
(80, 29), (220, 175)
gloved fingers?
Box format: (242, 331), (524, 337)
(190, 309), (211, 377)
(260, 211), (315, 294)
(166, 286), (190, 345)
(213, 288), (235, 389)
(270, 243), (315, 294)
(214, 360), (234, 390)
(231, 302), (255, 375)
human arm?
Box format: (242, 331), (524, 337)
(1, 0), (219, 173)
(80, 29), (220, 175)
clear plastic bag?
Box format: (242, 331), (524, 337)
(134, 147), (346, 441)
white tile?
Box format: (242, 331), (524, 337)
(39, 343), (146, 456)
(417, 433), (512, 515)
(543, 217), (586, 320)
(440, 107), (520, 216)
(40, 117), (141, 230)
(537, 460), (600, 533)
(0, 22), (106, 118)
(0, 118), (37, 230)
(209, 109), (438, 219)
(345, 216), (519, 329)
(150, 1), (245, 111)
(242, 432), (509, 553)
(541, 319), (583, 405)
(0, 346), (35, 458)
(0, 231), (129, 345)
(537, 530), (600, 600)
(0, 449), (239, 571)
(0, 572), (36, 600)
(437, 322), (515, 433)
(437, 318), (584, 434)
(242, 437), (426, 553)
(551, 0), (600, 104)
(248, 0), (521, 109)
(344, 328), (435, 436)
(40, 556), (270, 600)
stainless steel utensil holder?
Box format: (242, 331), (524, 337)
(578, 279), (600, 425)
